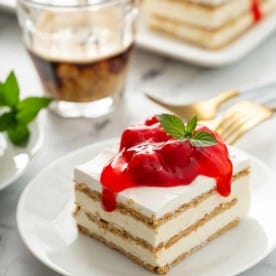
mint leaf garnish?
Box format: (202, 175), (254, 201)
(190, 131), (217, 147)
(16, 97), (52, 124)
(157, 114), (186, 139)
(1, 71), (19, 107)
(0, 112), (15, 131)
(157, 113), (217, 148)
(0, 83), (5, 106)
(0, 71), (52, 147)
(186, 115), (197, 137)
(8, 124), (30, 147)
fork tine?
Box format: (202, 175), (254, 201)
(217, 101), (273, 144)
(225, 118), (264, 144)
(215, 103), (249, 135)
(222, 117), (252, 144)
(202, 103), (244, 134)
(221, 114), (251, 140)
(216, 111), (241, 135)
(229, 114), (272, 144)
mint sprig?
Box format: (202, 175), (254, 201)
(0, 72), (19, 107)
(0, 71), (52, 147)
(157, 114), (217, 147)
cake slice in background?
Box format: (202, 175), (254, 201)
(143, 0), (276, 49)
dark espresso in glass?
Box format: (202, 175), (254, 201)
(28, 44), (134, 103)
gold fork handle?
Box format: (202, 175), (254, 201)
(212, 90), (240, 106)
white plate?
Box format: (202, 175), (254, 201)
(0, 120), (43, 190)
(137, 13), (276, 67)
(0, 0), (15, 12)
(17, 139), (276, 276)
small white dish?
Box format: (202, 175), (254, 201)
(17, 139), (276, 276)
(0, 0), (15, 12)
(137, 13), (276, 67)
(0, 120), (43, 191)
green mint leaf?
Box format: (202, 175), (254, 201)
(0, 83), (5, 106)
(186, 115), (198, 136)
(157, 113), (186, 139)
(8, 123), (30, 147)
(0, 112), (15, 131)
(156, 113), (217, 148)
(0, 71), (52, 147)
(190, 131), (217, 147)
(2, 71), (20, 107)
(16, 97), (52, 124)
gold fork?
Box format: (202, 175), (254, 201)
(200, 101), (276, 145)
(146, 90), (240, 120)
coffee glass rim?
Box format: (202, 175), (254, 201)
(17, 0), (135, 10)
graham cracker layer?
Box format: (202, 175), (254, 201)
(170, 218), (239, 267)
(77, 224), (163, 274)
(177, 0), (231, 8)
(76, 183), (214, 228)
(150, 9), (250, 32)
(167, 0), (227, 9)
(85, 210), (155, 252)
(77, 218), (239, 274)
(75, 168), (250, 228)
(164, 198), (237, 249)
(74, 197), (237, 253)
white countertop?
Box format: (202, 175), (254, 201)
(1, 12), (276, 276)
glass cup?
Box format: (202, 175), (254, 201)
(17, 0), (138, 118)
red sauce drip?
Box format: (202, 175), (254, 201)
(100, 116), (233, 212)
(252, 0), (262, 22)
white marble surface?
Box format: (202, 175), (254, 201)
(1, 12), (276, 276)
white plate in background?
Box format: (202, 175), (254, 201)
(17, 139), (276, 276)
(0, 121), (43, 190)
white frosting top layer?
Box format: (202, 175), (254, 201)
(74, 146), (250, 219)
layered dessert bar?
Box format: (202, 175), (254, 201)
(143, 0), (276, 49)
(73, 115), (250, 274)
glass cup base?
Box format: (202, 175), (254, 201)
(49, 94), (121, 119)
